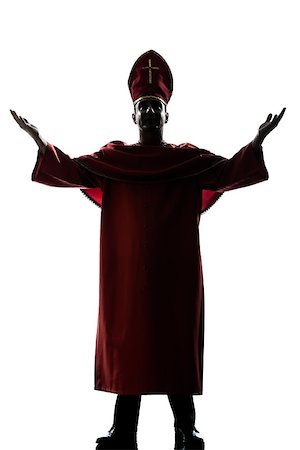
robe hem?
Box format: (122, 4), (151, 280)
(94, 386), (202, 395)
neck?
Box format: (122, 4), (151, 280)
(138, 128), (164, 146)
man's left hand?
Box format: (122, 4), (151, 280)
(253, 107), (286, 148)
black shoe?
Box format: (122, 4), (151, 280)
(95, 425), (138, 450)
(95, 394), (141, 449)
(175, 426), (205, 450)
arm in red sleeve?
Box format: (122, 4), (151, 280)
(198, 141), (269, 193)
(31, 143), (102, 188)
(199, 141), (269, 214)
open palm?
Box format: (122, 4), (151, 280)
(10, 110), (40, 139)
(10, 109), (47, 147)
(258, 107), (286, 141)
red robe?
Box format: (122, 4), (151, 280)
(32, 140), (269, 395)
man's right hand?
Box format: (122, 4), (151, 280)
(10, 110), (48, 151)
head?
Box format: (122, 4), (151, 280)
(132, 97), (169, 131)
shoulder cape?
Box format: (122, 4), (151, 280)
(72, 140), (268, 214)
(32, 140), (269, 215)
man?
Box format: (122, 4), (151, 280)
(11, 49), (285, 450)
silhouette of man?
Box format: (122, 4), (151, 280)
(11, 49), (285, 450)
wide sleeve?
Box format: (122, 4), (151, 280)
(199, 141), (269, 214)
(31, 143), (102, 188)
(31, 143), (104, 208)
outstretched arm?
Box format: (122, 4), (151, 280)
(199, 107), (286, 193)
(10, 109), (101, 188)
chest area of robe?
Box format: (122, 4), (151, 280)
(100, 178), (202, 272)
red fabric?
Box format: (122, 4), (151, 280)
(128, 49), (173, 105)
(32, 140), (268, 394)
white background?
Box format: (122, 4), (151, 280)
(1, 1), (299, 449)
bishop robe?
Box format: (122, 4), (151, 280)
(31, 140), (269, 394)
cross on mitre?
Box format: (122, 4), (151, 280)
(142, 58), (159, 84)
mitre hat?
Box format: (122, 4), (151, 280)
(128, 49), (173, 106)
